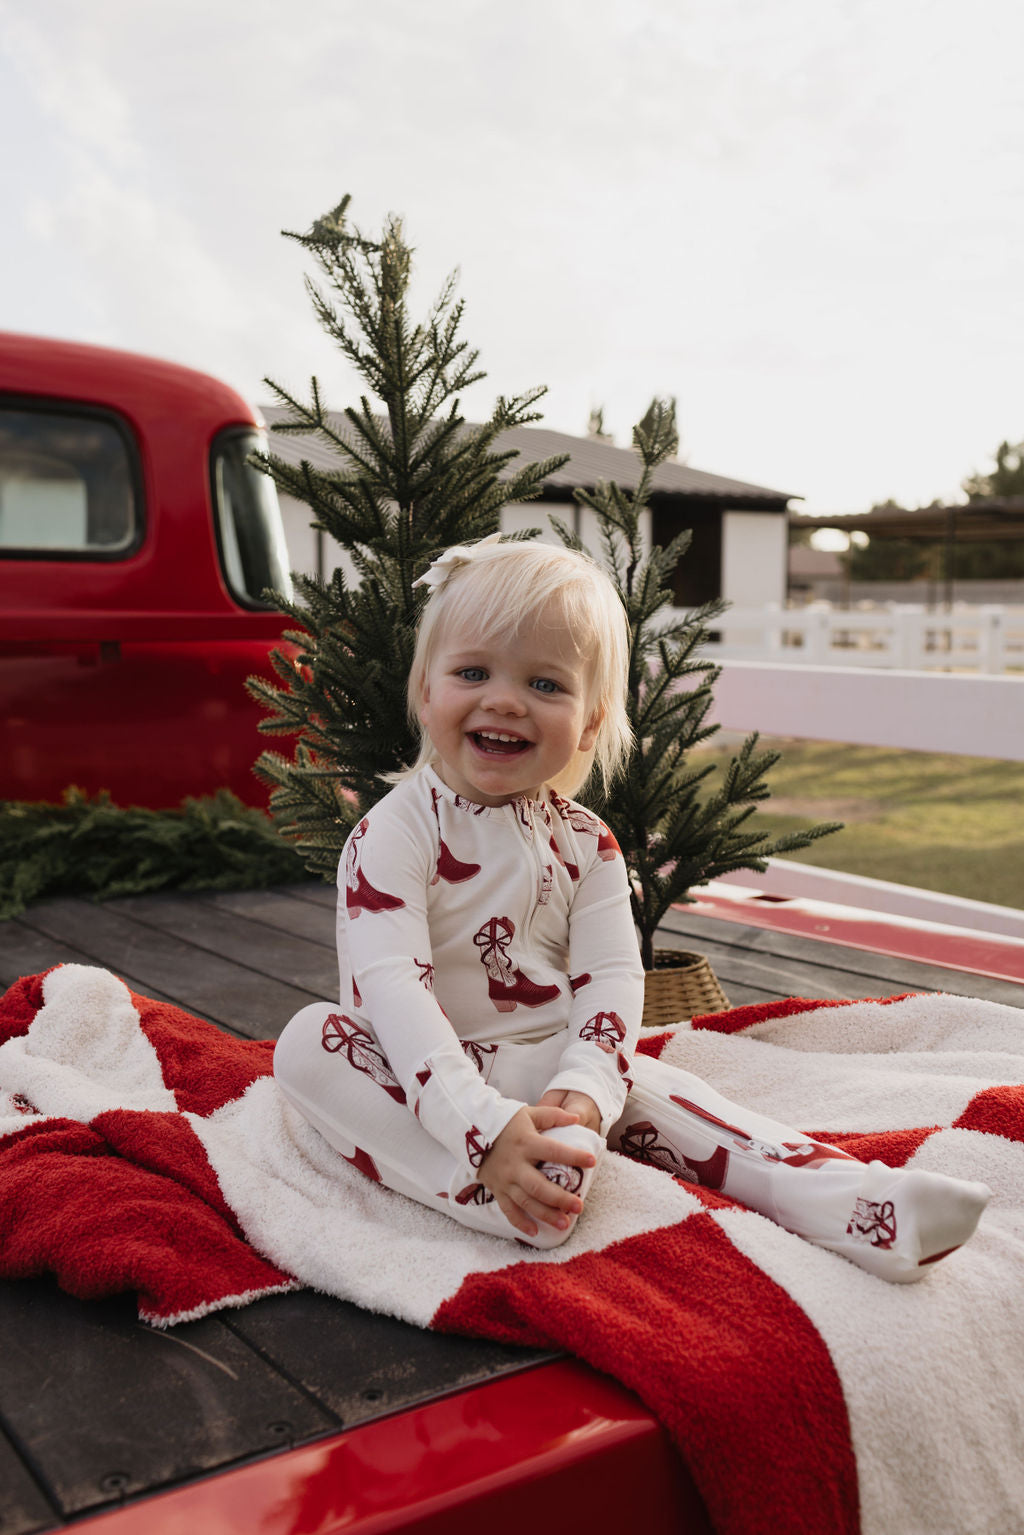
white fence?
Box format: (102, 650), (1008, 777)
(704, 660), (1024, 935)
(708, 603), (1024, 674)
(708, 660), (1024, 762)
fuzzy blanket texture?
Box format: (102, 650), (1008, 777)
(1, 964), (1023, 1535)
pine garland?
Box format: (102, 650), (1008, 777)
(0, 790), (308, 920)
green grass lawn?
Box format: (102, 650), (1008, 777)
(694, 736), (1024, 911)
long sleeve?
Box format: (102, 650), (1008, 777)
(541, 815), (645, 1135)
(337, 803), (524, 1176)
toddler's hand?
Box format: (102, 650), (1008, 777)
(539, 1088), (602, 1134)
(479, 1104), (597, 1239)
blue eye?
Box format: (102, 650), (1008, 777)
(532, 677), (560, 694)
(458, 667), (487, 682)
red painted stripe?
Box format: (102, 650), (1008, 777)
(433, 1214), (859, 1535)
(690, 891), (1024, 986)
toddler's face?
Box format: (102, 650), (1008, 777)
(419, 612), (600, 806)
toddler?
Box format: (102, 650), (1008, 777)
(274, 536), (989, 1281)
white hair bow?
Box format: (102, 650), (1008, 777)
(412, 533), (503, 592)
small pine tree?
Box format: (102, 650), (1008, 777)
(555, 398), (841, 970)
(247, 196), (567, 874)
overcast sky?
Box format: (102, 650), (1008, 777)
(3, 0), (1023, 517)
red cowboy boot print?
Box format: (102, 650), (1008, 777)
(414, 958), (435, 991)
(412, 1065), (432, 1119)
(320, 1013), (407, 1105)
(452, 793), (488, 816)
(777, 1138), (858, 1168)
(461, 1039), (498, 1076)
(579, 1011), (626, 1052)
(847, 1196), (898, 1249)
(595, 823), (620, 861)
(668, 1095), (851, 1171)
(341, 1146), (382, 1182)
(550, 795), (621, 861)
(429, 789), (482, 886)
(617, 1121), (683, 1176)
(618, 1120), (730, 1188)
(569, 973), (592, 995)
(455, 1182), (495, 1205)
(538, 1160), (584, 1195)
(345, 820), (405, 919)
(473, 916), (562, 1012)
(465, 1125), (492, 1168)
(548, 831), (579, 883)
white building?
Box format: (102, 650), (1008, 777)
(261, 411), (796, 611)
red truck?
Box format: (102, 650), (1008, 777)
(0, 332), (291, 808)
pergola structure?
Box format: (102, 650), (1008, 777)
(792, 499), (1024, 542)
(791, 499), (1024, 605)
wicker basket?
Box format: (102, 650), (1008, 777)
(641, 949), (730, 1029)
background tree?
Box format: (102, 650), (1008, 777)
(554, 399), (840, 970)
(839, 451), (1024, 582)
(248, 196), (566, 874)
(956, 439), (1024, 575)
(962, 438), (1024, 500)
(841, 527), (933, 582)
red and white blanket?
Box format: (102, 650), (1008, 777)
(2, 964), (1023, 1535)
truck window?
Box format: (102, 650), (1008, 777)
(0, 403), (140, 558)
(211, 428), (294, 608)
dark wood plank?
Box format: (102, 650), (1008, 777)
(105, 892), (338, 998)
(659, 909), (932, 986)
(13, 899), (321, 1039)
(202, 888), (337, 947)
(0, 1279), (335, 1520)
(283, 882), (336, 909)
(689, 980), (784, 1007)
(0, 918), (105, 991)
(657, 909), (1024, 1010)
(223, 1290), (555, 1428)
(653, 926), (892, 1005)
(0, 916), (222, 1028)
(0, 1423), (56, 1535)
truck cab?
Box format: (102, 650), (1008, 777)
(0, 333), (291, 808)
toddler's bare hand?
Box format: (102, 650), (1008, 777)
(479, 1104), (597, 1239)
(539, 1088), (602, 1133)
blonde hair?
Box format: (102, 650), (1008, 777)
(398, 538), (632, 798)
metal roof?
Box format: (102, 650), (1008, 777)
(260, 408), (796, 507)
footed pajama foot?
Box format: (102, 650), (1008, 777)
(773, 1160), (992, 1283)
(526, 1123), (604, 1251)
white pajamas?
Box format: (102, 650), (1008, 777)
(274, 766), (990, 1277)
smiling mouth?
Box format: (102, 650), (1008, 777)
(471, 731), (531, 756)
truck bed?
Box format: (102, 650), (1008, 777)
(2, 883), (1021, 1534)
